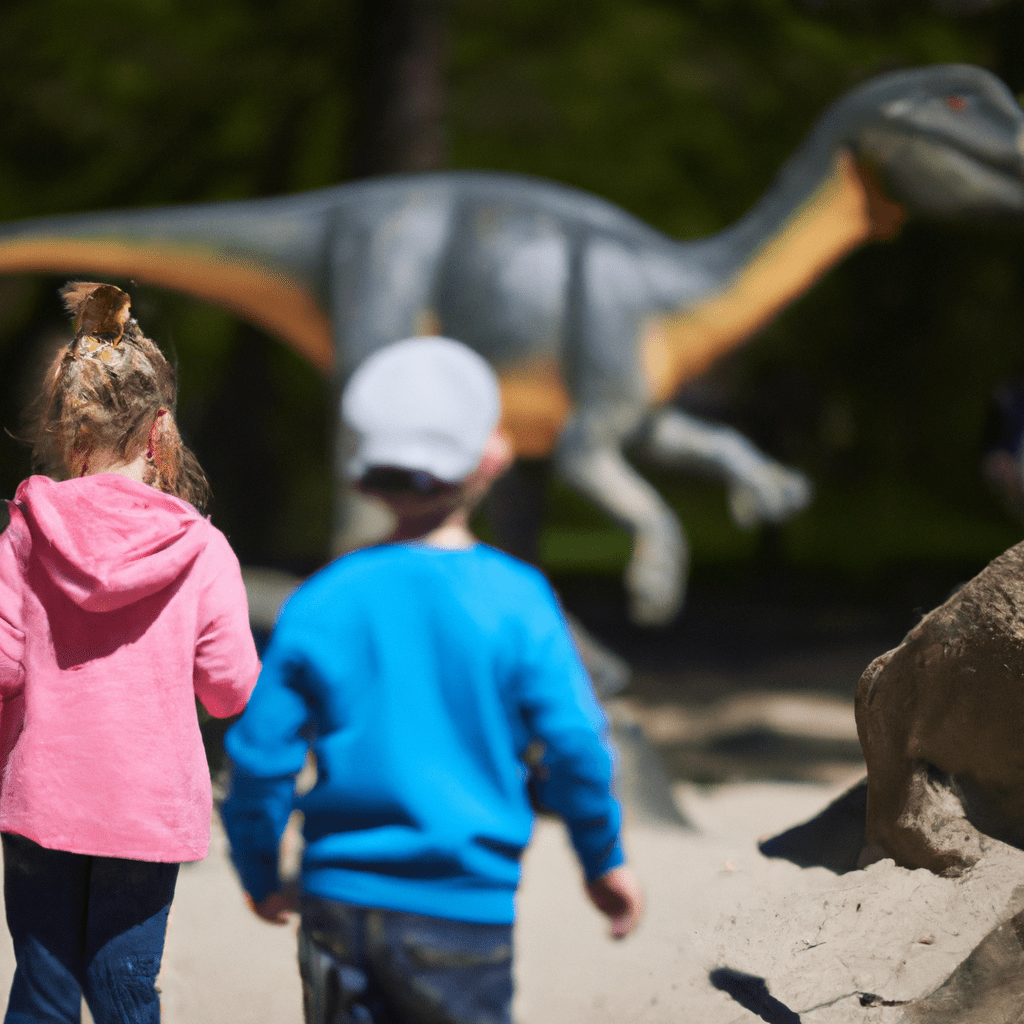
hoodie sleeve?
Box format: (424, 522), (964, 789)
(514, 573), (624, 882)
(0, 501), (26, 698)
(221, 604), (313, 902)
(193, 526), (260, 718)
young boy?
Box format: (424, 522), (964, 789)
(221, 336), (642, 1024)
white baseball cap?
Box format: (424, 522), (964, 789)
(342, 336), (502, 483)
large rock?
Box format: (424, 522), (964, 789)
(856, 541), (1024, 876)
(897, 894), (1024, 1024)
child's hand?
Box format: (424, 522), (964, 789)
(585, 865), (643, 939)
(246, 888), (296, 926)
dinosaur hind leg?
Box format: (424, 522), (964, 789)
(640, 406), (812, 528)
(555, 412), (686, 626)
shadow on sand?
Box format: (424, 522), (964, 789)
(709, 967), (801, 1024)
(758, 778), (867, 873)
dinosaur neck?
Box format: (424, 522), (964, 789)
(643, 149), (906, 402)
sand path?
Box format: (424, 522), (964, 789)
(0, 766), (1019, 1023)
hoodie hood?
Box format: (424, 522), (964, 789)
(15, 474), (209, 613)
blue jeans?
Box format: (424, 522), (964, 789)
(298, 895), (515, 1024)
(2, 832), (179, 1024)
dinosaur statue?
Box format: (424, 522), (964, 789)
(0, 63), (1023, 624)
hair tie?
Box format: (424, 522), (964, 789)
(145, 409), (168, 461)
(61, 281), (132, 366)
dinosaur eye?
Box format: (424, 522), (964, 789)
(944, 95), (968, 112)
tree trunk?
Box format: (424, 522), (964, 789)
(348, 0), (447, 177)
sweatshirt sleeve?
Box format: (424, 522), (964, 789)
(515, 575), (624, 882)
(193, 526), (261, 718)
(221, 603), (313, 903)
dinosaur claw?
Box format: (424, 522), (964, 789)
(728, 467), (813, 530)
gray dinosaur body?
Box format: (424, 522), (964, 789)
(2, 63), (1023, 622)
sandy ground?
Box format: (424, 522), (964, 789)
(1, 573), (1021, 1022)
(3, 766), (1020, 1024)
(0, 772), (875, 1023)
(3, 753), (1021, 1024)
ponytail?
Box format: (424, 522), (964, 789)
(24, 282), (211, 513)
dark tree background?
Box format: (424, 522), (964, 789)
(2, 0), (1024, 597)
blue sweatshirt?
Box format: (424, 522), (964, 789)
(222, 543), (624, 924)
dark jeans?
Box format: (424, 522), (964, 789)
(298, 894), (515, 1024)
(2, 832), (179, 1024)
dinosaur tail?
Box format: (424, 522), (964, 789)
(0, 194), (337, 372)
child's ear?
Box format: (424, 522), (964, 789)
(477, 429), (514, 481)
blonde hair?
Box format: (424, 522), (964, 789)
(24, 281), (211, 512)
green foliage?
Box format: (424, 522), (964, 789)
(0, 0), (353, 216)
(448, 0), (991, 233)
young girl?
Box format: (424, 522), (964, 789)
(0, 282), (260, 1024)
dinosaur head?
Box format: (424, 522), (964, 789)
(843, 64), (1024, 222)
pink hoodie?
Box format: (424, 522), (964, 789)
(0, 474), (260, 862)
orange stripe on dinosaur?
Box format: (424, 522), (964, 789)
(497, 358), (571, 458)
(494, 152), (907, 458)
(643, 150), (906, 403)
(0, 238), (335, 374)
